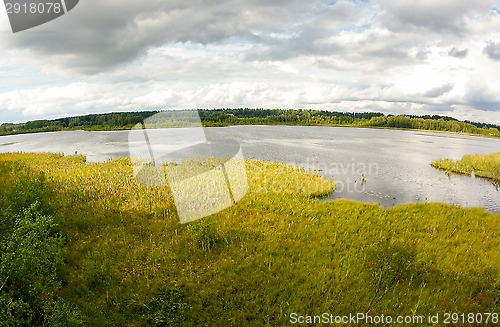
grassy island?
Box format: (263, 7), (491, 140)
(0, 153), (499, 326)
(431, 152), (500, 183)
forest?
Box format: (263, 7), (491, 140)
(1, 108), (499, 137)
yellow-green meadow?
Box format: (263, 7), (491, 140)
(0, 152), (499, 326)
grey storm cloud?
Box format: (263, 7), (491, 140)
(423, 83), (454, 98)
(239, 1), (375, 62)
(448, 47), (468, 58)
(483, 41), (500, 60)
(375, 0), (497, 34)
(4, 0), (317, 74)
(3, 0), (381, 72)
(4, 0), (491, 74)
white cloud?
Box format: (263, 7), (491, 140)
(1, 0), (500, 124)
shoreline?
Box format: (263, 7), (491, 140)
(1, 123), (500, 140)
(1, 151), (498, 212)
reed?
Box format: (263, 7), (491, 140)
(431, 152), (500, 182)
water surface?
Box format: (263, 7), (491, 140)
(1, 126), (499, 212)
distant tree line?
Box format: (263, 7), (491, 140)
(0, 111), (159, 135)
(1, 108), (499, 137)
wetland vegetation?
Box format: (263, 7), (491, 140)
(431, 152), (500, 183)
(0, 152), (499, 326)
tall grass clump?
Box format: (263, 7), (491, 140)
(431, 152), (500, 182)
(187, 218), (221, 250)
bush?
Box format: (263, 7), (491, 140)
(0, 292), (33, 327)
(0, 202), (82, 326)
(1, 202), (63, 295)
(143, 286), (190, 327)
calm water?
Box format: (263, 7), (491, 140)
(1, 126), (499, 212)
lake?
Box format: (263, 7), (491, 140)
(1, 126), (499, 212)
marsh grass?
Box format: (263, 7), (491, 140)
(431, 152), (500, 182)
(0, 153), (499, 326)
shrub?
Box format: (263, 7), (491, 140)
(143, 286), (190, 327)
(0, 202), (82, 326)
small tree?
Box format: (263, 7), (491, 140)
(0, 202), (82, 326)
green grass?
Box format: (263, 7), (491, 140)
(0, 153), (499, 326)
(431, 152), (500, 182)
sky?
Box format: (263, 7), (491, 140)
(1, 0), (500, 124)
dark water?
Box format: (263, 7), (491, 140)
(1, 126), (499, 212)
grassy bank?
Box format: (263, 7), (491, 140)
(0, 153), (499, 326)
(431, 152), (500, 182)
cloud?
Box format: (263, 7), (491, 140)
(1, 0), (383, 72)
(2, 0), (318, 74)
(423, 83), (454, 98)
(1, 0), (500, 125)
(464, 75), (500, 111)
(483, 41), (500, 60)
(448, 47), (468, 58)
(445, 105), (500, 124)
(375, 0), (497, 34)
